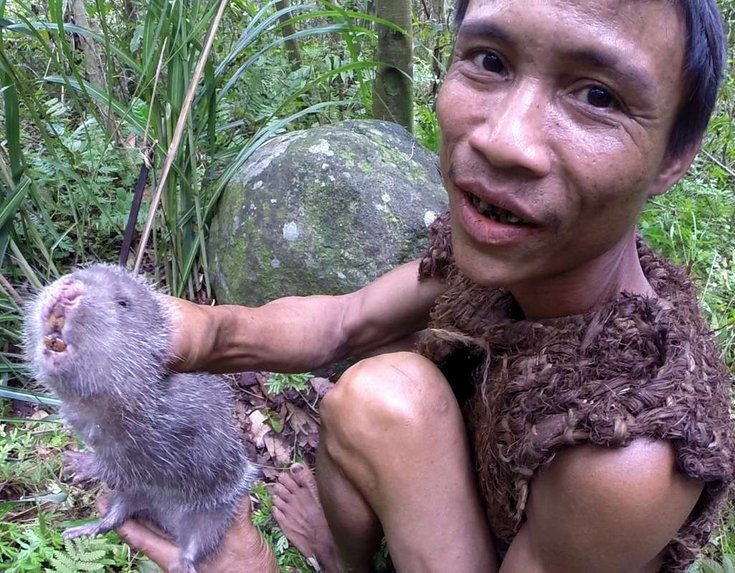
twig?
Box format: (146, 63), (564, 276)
(4, 503), (54, 524)
(703, 150), (735, 180)
(296, 388), (319, 414)
(119, 145), (153, 266)
(0, 272), (23, 306)
(134, 0), (230, 274)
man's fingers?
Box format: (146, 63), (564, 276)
(97, 496), (170, 538)
(97, 496), (180, 568)
(116, 519), (181, 568)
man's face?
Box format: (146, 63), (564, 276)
(437, 0), (689, 290)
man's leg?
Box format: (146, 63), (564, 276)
(274, 351), (497, 572)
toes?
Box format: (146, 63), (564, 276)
(290, 463), (309, 481)
(290, 463), (319, 497)
(291, 462), (306, 472)
(271, 494), (288, 512)
(274, 465), (319, 504)
(271, 483), (289, 501)
(277, 471), (300, 494)
(272, 497), (325, 565)
(272, 505), (285, 524)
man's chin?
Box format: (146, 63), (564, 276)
(451, 238), (522, 289)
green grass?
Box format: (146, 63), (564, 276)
(0, 413), (139, 572)
(0, 413), (314, 572)
(641, 165), (735, 366)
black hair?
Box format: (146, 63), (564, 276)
(451, 0), (728, 157)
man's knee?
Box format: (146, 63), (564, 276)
(320, 352), (457, 449)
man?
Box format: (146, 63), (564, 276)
(112, 0), (732, 571)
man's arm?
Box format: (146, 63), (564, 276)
(501, 439), (703, 573)
(166, 260), (446, 373)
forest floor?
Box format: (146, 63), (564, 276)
(1, 371), (336, 572)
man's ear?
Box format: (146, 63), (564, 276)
(648, 142), (701, 197)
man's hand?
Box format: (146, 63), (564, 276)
(98, 497), (278, 573)
(164, 296), (218, 372)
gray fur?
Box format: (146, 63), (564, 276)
(24, 263), (258, 572)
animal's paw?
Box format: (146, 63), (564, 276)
(64, 450), (100, 487)
(63, 521), (107, 539)
(168, 559), (198, 573)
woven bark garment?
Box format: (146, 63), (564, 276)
(417, 213), (734, 572)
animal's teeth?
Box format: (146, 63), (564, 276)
(43, 335), (67, 352)
(506, 214), (520, 224)
(48, 314), (65, 330)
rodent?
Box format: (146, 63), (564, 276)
(24, 263), (258, 573)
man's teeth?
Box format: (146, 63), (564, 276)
(470, 195), (525, 225)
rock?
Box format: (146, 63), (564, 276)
(207, 119), (448, 306)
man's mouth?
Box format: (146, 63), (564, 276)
(467, 192), (531, 226)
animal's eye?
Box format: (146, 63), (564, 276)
(118, 300), (128, 308)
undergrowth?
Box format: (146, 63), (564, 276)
(0, 414), (137, 572)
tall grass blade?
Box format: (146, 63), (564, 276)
(0, 386), (61, 407)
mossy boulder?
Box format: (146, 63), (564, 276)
(207, 120), (448, 306)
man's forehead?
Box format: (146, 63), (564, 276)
(458, 0), (687, 111)
(460, 0), (685, 65)
(464, 0), (681, 29)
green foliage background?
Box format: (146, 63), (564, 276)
(0, 0), (732, 571)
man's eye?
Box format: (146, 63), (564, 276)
(583, 86), (617, 109)
(471, 51), (505, 74)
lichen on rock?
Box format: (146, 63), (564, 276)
(207, 120), (448, 306)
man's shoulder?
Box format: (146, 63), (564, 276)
(505, 439), (704, 573)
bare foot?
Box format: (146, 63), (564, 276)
(272, 463), (339, 572)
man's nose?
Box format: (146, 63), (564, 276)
(468, 81), (552, 177)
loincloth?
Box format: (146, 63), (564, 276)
(417, 212), (734, 572)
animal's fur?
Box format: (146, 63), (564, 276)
(25, 263), (258, 573)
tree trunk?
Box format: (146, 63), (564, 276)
(432, 0), (446, 21)
(69, 0), (106, 91)
(275, 0), (303, 68)
(68, 1), (134, 167)
(373, 0), (413, 132)
(431, 0), (447, 98)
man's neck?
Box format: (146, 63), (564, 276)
(510, 236), (655, 320)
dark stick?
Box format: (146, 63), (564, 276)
(119, 147), (153, 267)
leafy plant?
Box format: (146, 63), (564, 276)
(266, 372), (312, 395)
(695, 555), (735, 573)
(0, 415), (139, 572)
(46, 537), (120, 573)
(0, 516), (132, 573)
(0, 417), (67, 493)
(250, 480), (315, 570)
